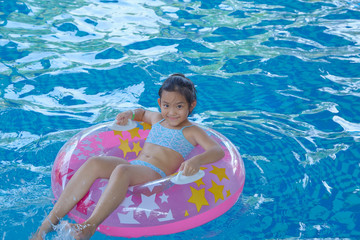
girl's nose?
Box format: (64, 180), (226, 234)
(169, 107), (176, 115)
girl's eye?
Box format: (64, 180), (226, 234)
(164, 104), (169, 108)
(177, 105), (183, 109)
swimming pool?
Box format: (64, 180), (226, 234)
(1, 0), (360, 239)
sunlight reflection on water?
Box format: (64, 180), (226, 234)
(1, 0), (360, 239)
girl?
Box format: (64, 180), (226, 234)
(32, 74), (225, 240)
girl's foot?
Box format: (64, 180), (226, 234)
(70, 222), (97, 240)
(30, 230), (45, 240)
(31, 221), (54, 240)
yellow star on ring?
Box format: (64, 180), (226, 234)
(193, 167), (206, 187)
(209, 165), (229, 182)
(226, 190), (231, 197)
(113, 130), (123, 137)
(119, 138), (132, 158)
(187, 186), (209, 212)
(140, 122), (152, 130)
(127, 127), (141, 139)
(194, 178), (205, 187)
(132, 141), (142, 156)
(208, 180), (224, 203)
(184, 210), (189, 217)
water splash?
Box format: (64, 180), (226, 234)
(1, 0), (360, 239)
(51, 221), (76, 240)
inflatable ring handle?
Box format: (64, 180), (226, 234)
(170, 170), (205, 185)
(108, 119), (137, 131)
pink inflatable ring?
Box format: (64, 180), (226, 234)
(51, 121), (245, 238)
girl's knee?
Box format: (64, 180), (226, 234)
(112, 164), (130, 178)
(83, 156), (127, 179)
(83, 156), (105, 169)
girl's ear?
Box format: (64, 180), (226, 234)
(189, 100), (197, 113)
(157, 98), (161, 107)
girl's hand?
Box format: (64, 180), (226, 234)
(179, 158), (201, 176)
(115, 111), (132, 125)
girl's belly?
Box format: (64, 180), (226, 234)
(137, 143), (184, 175)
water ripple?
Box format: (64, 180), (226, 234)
(1, 0), (360, 239)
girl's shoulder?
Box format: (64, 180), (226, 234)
(183, 123), (208, 142)
(185, 125), (220, 148)
(186, 124), (206, 135)
(143, 110), (162, 125)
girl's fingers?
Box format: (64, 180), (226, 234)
(179, 163), (184, 172)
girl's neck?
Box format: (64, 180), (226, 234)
(161, 119), (191, 129)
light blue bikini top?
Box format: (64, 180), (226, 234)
(145, 119), (195, 158)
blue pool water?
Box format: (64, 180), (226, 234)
(1, 0), (360, 239)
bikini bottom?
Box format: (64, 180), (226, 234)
(130, 160), (166, 178)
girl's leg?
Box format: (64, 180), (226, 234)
(71, 164), (162, 240)
(32, 156), (128, 240)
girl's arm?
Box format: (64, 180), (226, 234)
(179, 126), (225, 176)
(116, 108), (161, 125)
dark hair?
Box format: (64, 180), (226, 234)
(158, 73), (197, 113)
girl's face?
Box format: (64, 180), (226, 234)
(158, 90), (196, 127)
